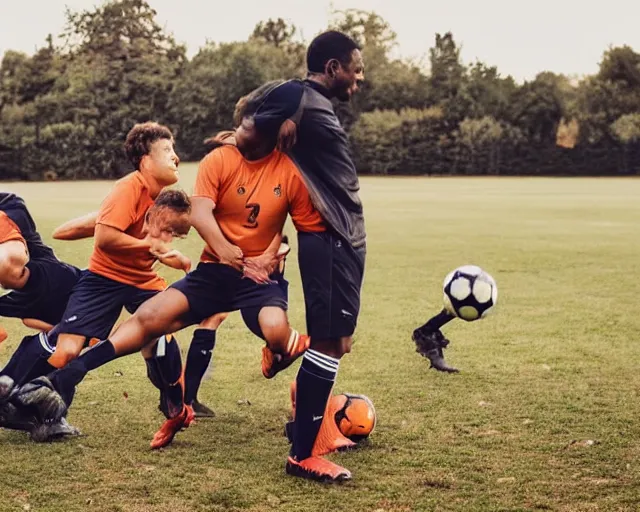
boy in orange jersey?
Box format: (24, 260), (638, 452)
(16, 85), (325, 449)
(49, 210), (233, 419)
(8, 123), (198, 443)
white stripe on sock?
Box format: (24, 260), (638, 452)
(304, 351), (338, 374)
(306, 349), (339, 367)
(39, 332), (55, 354)
(286, 329), (299, 354)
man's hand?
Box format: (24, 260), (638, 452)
(277, 119), (297, 152)
(242, 242), (290, 284)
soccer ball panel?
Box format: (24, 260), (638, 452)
(472, 278), (493, 304)
(449, 277), (472, 300)
(456, 264), (483, 276)
(458, 305), (480, 321)
(480, 304), (495, 318)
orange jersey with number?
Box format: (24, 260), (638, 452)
(193, 145), (325, 262)
(0, 211), (26, 247)
(89, 172), (165, 291)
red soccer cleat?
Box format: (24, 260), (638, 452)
(150, 405), (188, 449)
(285, 456), (351, 482)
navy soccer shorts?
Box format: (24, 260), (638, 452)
(297, 231), (365, 341)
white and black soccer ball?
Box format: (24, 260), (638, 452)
(443, 265), (498, 321)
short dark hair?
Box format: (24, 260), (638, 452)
(147, 189), (191, 237)
(124, 122), (174, 169)
(154, 189), (191, 214)
(307, 31), (360, 74)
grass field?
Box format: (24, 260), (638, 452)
(1, 169), (640, 511)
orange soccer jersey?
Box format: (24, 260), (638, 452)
(89, 171), (165, 291)
(194, 145), (325, 263)
(0, 211), (26, 247)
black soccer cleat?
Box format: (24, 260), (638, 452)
(14, 377), (68, 423)
(191, 399), (215, 418)
(412, 327), (459, 373)
(30, 417), (81, 443)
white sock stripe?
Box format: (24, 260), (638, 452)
(306, 349), (340, 366)
(304, 351), (338, 373)
(39, 332), (54, 354)
(305, 354), (339, 373)
(286, 329), (299, 354)
(303, 353), (338, 374)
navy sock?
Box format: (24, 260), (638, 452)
(50, 339), (117, 406)
(184, 329), (216, 404)
(0, 333), (54, 386)
(145, 335), (183, 418)
(418, 309), (455, 333)
(291, 349), (339, 461)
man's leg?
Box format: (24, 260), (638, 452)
(285, 231), (365, 482)
(412, 309), (458, 373)
(184, 312), (229, 418)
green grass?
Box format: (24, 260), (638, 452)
(1, 170), (640, 511)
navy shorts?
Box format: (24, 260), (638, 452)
(0, 258), (82, 326)
(297, 231), (366, 340)
(59, 270), (159, 340)
(170, 262), (288, 340)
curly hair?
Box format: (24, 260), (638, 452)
(124, 122), (174, 169)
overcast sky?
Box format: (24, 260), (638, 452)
(1, 0), (638, 82)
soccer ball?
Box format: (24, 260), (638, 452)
(443, 265), (498, 321)
(332, 393), (376, 442)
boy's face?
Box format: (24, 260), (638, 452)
(144, 207), (190, 242)
(144, 138), (180, 186)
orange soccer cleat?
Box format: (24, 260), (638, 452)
(285, 455), (351, 483)
(261, 332), (310, 379)
(150, 405), (188, 449)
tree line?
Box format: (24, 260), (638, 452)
(1, 0), (640, 181)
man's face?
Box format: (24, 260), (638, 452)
(331, 49), (365, 102)
(144, 138), (180, 186)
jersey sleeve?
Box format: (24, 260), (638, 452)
(193, 149), (224, 205)
(96, 178), (140, 232)
(0, 212), (25, 245)
(252, 80), (305, 135)
(287, 169), (323, 232)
